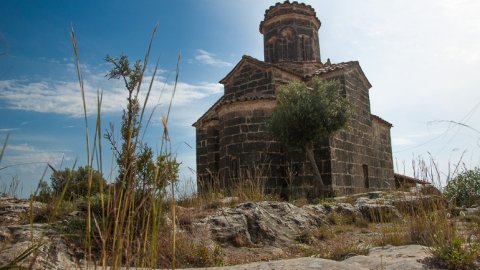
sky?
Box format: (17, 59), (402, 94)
(1, 0), (479, 197)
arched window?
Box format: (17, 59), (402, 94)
(299, 34), (313, 61)
(266, 37), (276, 63)
(280, 27), (295, 60)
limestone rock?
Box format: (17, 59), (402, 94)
(195, 201), (327, 247)
(355, 197), (402, 222)
(390, 194), (445, 214)
(344, 245), (430, 270)
(0, 197), (47, 226)
(178, 245), (432, 270)
(0, 197), (79, 269)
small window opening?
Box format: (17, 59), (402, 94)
(363, 164), (369, 189)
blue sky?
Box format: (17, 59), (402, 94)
(1, 0), (479, 197)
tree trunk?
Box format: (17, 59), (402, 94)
(305, 141), (325, 190)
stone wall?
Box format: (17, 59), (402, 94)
(196, 120), (220, 193)
(371, 117), (395, 189)
(318, 67), (394, 195)
(217, 99), (282, 193)
(224, 63), (275, 101)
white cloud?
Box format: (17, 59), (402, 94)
(392, 137), (415, 147)
(195, 49), (232, 67)
(0, 74), (223, 118)
(0, 128), (17, 133)
(1, 143), (71, 172)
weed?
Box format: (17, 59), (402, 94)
(319, 238), (369, 260)
(430, 234), (479, 269)
(295, 227), (334, 245)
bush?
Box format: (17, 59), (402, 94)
(50, 166), (106, 201)
(444, 167), (480, 207)
(431, 234), (479, 269)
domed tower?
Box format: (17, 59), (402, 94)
(260, 1), (322, 74)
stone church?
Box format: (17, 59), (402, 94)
(194, 1), (395, 197)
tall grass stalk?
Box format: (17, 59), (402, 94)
(0, 133), (9, 166)
(71, 26), (95, 267)
(70, 24), (187, 269)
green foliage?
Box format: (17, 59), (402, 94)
(136, 144), (156, 191)
(267, 78), (349, 149)
(156, 154), (180, 187)
(34, 179), (53, 202)
(136, 145), (179, 192)
(50, 166), (106, 200)
(431, 234), (479, 269)
(105, 54), (180, 193)
(105, 54), (143, 187)
(267, 77), (349, 191)
(444, 167), (480, 207)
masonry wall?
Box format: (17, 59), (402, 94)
(224, 64), (275, 101)
(196, 119), (220, 193)
(217, 99), (287, 194)
(325, 69), (394, 195)
(326, 70), (374, 195)
(371, 118), (395, 189)
(216, 63), (292, 194)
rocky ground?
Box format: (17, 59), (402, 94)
(0, 188), (477, 269)
(0, 197), (80, 269)
(180, 245), (430, 270)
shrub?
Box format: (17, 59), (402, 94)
(34, 179), (53, 202)
(444, 167), (480, 207)
(50, 166), (106, 201)
(431, 234), (479, 269)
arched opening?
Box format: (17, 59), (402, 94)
(266, 36), (276, 63)
(279, 27), (295, 61)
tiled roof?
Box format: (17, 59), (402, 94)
(371, 114), (393, 127)
(307, 62), (353, 77)
(192, 97), (223, 127)
(219, 94), (276, 105)
(193, 94), (277, 127)
(394, 173), (430, 185)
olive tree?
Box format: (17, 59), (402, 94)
(267, 77), (349, 191)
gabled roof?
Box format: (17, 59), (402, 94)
(192, 96), (223, 127)
(306, 61), (372, 89)
(192, 94), (278, 128)
(220, 55), (304, 85)
(219, 93), (276, 105)
(371, 114), (393, 127)
(394, 173), (430, 186)
(308, 62), (352, 76)
(220, 55), (270, 85)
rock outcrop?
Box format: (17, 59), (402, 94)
(195, 192), (440, 248)
(195, 201), (328, 247)
(1, 190), (445, 269)
(0, 197), (79, 270)
(179, 245), (431, 270)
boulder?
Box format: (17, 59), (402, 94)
(0, 197), (47, 226)
(390, 194), (446, 214)
(355, 197), (402, 222)
(195, 201), (327, 247)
